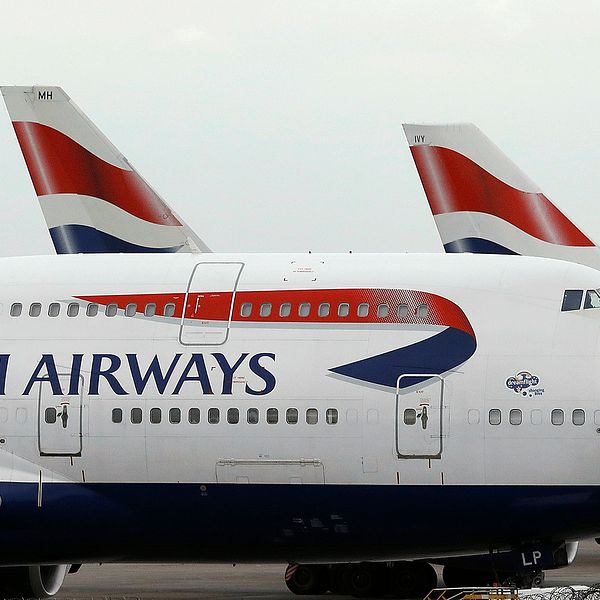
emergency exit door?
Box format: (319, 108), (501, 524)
(395, 374), (444, 459)
(179, 262), (244, 345)
(38, 374), (83, 456)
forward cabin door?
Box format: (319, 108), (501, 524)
(395, 374), (444, 459)
(38, 374), (83, 456)
(179, 262), (244, 345)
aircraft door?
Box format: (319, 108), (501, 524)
(38, 374), (83, 456)
(179, 262), (244, 345)
(395, 374), (443, 459)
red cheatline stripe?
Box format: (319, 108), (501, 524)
(13, 121), (182, 227)
(411, 145), (594, 247)
(76, 288), (475, 338)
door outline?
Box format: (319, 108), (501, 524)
(395, 373), (444, 459)
(178, 262), (244, 346)
(38, 373), (83, 457)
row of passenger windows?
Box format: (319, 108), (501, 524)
(486, 408), (588, 426)
(400, 407), (593, 427)
(9, 302), (177, 318)
(240, 301), (429, 319)
(561, 289), (600, 312)
(108, 407), (340, 426)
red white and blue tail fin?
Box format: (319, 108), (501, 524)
(403, 123), (600, 269)
(1, 86), (210, 254)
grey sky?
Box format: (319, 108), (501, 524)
(0, 0), (599, 255)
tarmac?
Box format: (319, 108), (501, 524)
(55, 539), (600, 600)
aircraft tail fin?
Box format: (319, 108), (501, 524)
(1, 86), (210, 254)
(403, 123), (600, 269)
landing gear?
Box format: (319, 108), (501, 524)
(343, 562), (387, 597)
(390, 562), (437, 598)
(284, 564), (328, 595)
(284, 560), (438, 597)
(442, 565), (545, 589)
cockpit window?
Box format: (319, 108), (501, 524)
(562, 290), (583, 312)
(584, 289), (600, 309)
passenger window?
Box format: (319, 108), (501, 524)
(131, 408), (142, 424)
(45, 407), (57, 424)
(67, 303), (80, 317)
(260, 303), (272, 317)
(247, 408), (259, 424)
(338, 303), (350, 317)
(267, 408), (279, 424)
(150, 408), (162, 424)
(367, 409), (379, 424)
(144, 303), (156, 317)
(377, 304), (389, 318)
(169, 408), (181, 424)
(86, 303), (99, 317)
(29, 303), (41, 317)
(572, 409), (585, 426)
(227, 408), (239, 424)
(188, 408), (200, 424)
(240, 303), (252, 317)
(279, 303), (291, 317)
(105, 303), (118, 317)
(326, 408), (338, 424)
(306, 408), (318, 424)
(10, 303), (22, 317)
(48, 303), (60, 317)
(298, 303), (311, 317)
(509, 409), (522, 425)
(164, 303), (176, 317)
(208, 408), (220, 424)
(489, 409), (501, 425)
(584, 289), (600, 309)
(112, 408), (123, 424)
(467, 409), (480, 425)
(551, 409), (564, 426)
(531, 409), (542, 425)
(318, 303), (330, 317)
(404, 408), (417, 425)
(417, 303), (429, 318)
(562, 290), (583, 311)
(594, 410), (600, 426)
(397, 304), (409, 318)
(16, 408), (27, 424)
(125, 303), (137, 317)
(286, 408), (298, 424)
(357, 303), (369, 317)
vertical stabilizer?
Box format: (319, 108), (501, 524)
(403, 123), (600, 269)
(1, 86), (210, 254)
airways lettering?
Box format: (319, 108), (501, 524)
(17, 352), (276, 397)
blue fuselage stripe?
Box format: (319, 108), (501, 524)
(0, 482), (598, 565)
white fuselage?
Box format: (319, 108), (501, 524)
(0, 251), (598, 564)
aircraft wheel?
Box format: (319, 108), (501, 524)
(343, 562), (386, 597)
(442, 565), (493, 588)
(391, 561), (437, 598)
(329, 564), (352, 595)
(284, 563), (328, 595)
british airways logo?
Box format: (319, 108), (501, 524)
(0, 353), (276, 397)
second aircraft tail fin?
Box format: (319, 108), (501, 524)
(403, 122), (600, 269)
(1, 86), (210, 254)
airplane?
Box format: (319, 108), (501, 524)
(402, 123), (600, 270)
(0, 93), (597, 599)
(0, 86), (209, 255)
